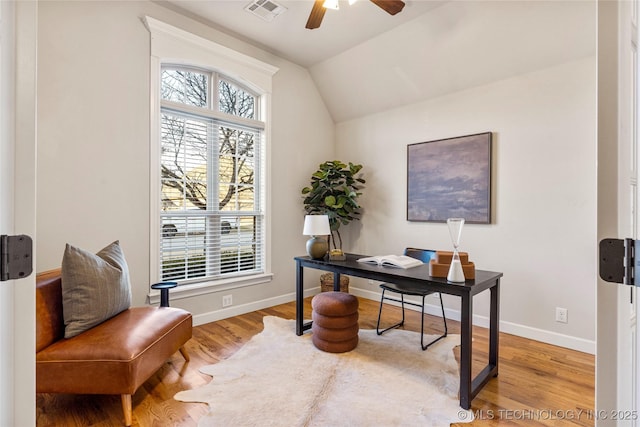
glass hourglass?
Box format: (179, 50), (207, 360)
(447, 218), (466, 282)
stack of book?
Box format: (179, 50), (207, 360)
(429, 251), (476, 279)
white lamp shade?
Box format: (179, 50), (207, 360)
(303, 215), (330, 236)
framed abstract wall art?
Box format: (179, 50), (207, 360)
(407, 132), (492, 224)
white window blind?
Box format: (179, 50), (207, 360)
(159, 66), (265, 284)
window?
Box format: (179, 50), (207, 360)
(159, 66), (264, 284)
(145, 16), (277, 296)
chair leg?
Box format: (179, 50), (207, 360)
(420, 293), (448, 351)
(179, 345), (190, 362)
(439, 292), (448, 336)
(376, 290), (405, 335)
(121, 394), (132, 426)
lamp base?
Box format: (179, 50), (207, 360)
(306, 236), (328, 259)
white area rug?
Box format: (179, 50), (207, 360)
(175, 316), (473, 426)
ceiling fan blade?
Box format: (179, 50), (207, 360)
(369, 0), (405, 16)
(306, 0), (326, 29)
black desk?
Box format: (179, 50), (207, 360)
(295, 253), (503, 410)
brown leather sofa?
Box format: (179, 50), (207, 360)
(36, 269), (193, 426)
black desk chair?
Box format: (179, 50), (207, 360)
(376, 248), (448, 350)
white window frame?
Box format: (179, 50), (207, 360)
(145, 16), (278, 302)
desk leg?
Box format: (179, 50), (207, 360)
(461, 279), (500, 409)
(489, 279), (500, 370)
(460, 293), (473, 410)
(333, 273), (341, 292)
(296, 260), (304, 336)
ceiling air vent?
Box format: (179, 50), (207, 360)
(245, 0), (287, 22)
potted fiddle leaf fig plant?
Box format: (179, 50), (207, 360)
(301, 160), (366, 260)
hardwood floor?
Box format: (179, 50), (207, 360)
(36, 297), (595, 426)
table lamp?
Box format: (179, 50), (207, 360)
(303, 215), (330, 259)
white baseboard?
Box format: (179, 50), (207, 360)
(192, 286), (595, 355)
(349, 287), (595, 354)
(498, 321), (595, 354)
(191, 287), (313, 326)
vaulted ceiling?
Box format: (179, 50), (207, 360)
(163, 0), (596, 122)
(164, 0), (446, 67)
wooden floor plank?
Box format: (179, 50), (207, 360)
(36, 296), (594, 426)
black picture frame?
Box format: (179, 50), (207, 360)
(407, 132), (492, 224)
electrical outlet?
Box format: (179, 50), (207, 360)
(222, 295), (233, 307)
(368, 280), (374, 285)
(555, 307), (568, 323)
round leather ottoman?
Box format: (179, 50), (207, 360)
(311, 291), (359, 353)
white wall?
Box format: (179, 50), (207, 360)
(36, 1), (334, 317)
(337, 57), (597, 352)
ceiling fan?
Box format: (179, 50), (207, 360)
(305, 0), (406, 29)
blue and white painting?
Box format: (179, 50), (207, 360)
(407, 133), (491, 223)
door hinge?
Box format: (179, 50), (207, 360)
(0, 234), (33, 281)
(599, 238), (638, 286)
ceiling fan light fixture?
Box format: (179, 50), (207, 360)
(323, 0), (339, 10)
(306, 0), (404, 30)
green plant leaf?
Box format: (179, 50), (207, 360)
(302, 160), (365, 234)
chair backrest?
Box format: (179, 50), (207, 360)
(404, 248), (436, 263)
